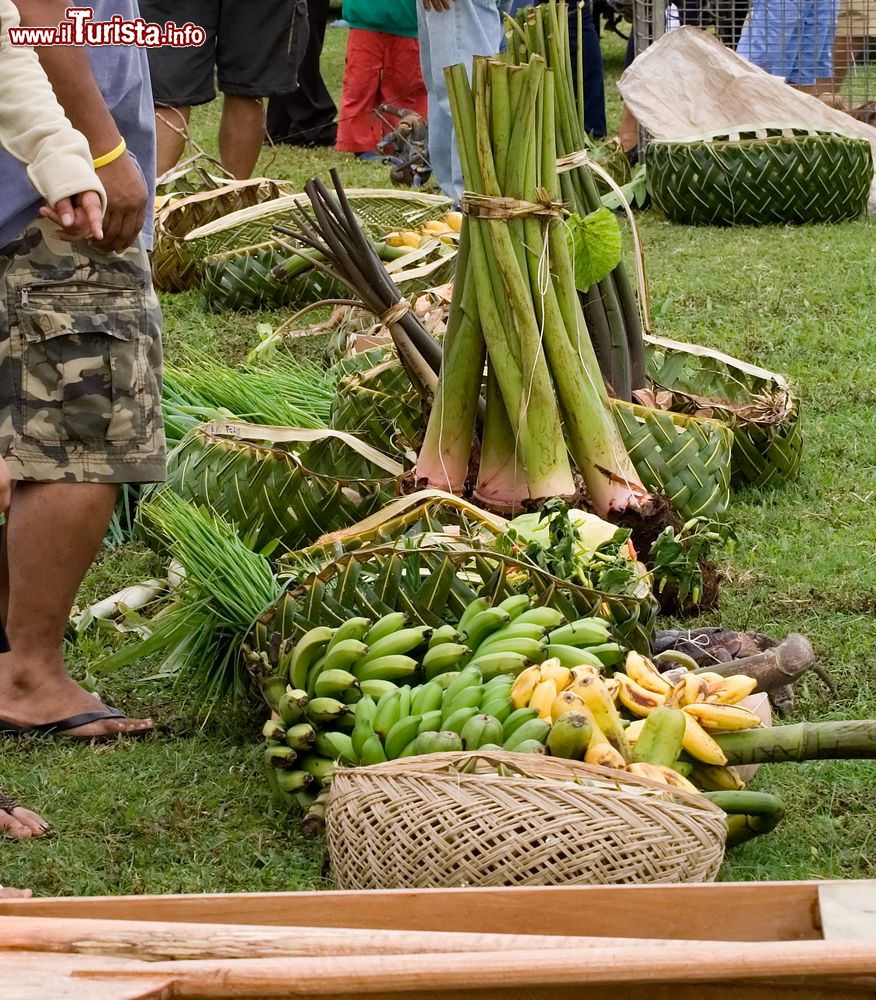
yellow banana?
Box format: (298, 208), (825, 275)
(550, 689), (588, 723)
(584, 740), (628, 770)
(624, 650), (673, 697)
(574, 676), (632, 762)
(628, 762), (699, 794)
(703, 674), (758, 705)
(681, 712), (728, 765)
(683, 703), (763, 732)
(444, 211), (463, 233)
(510, 664), (542, 709)
(422, 220), (454, 235)
(681, 672), (712, 706)
(568, 664), (600, 686)
(615, 673), (667, 717)
(528, 678), (558, 721)
(690, 763), (747, 791)
(537, 658), (573, 692)
(603, 677), (621, 704)
(624, 719), (647, 743)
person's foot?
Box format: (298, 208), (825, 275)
(0, 655), (152, 738)
(0, 789), (49, 840)
(355, 151), (382, 161)
(0, 887), (32, 898)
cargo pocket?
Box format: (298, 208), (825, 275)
(15, 281), (146, 446)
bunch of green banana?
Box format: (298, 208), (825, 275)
(345, 665), (551, 763)
(259, 603), (626, 823)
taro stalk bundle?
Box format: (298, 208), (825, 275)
(506, 0), (647, 399)
(416, 55), (654, 522)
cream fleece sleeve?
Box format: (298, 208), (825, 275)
(0, 0), (106, 210)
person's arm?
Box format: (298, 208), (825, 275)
(14, 0), (148, 252)
(0, 0), (104, 239)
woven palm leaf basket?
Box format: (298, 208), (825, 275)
(326, 751), (727, 889)
(183, 188), (452, 271)
(268, 491), (658, 653)
(201, 235), (457, 313)
(157, 422), (407, 555)
(152, 177), (293, 292)
(642, 334), (802, 487)
(646, 127), (873, 226)
(329, 353), (734, 522)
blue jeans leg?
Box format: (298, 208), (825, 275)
(418, 0), (512, 202)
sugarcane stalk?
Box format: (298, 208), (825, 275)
(715, 720), (876, 765)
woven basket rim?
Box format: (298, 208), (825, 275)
(648, 124), (871, 147)
(331, 750), (725, 818)
(183, 188), (453, 243)
(155, 177), (288, 242)
(643, 332), (792, 392)
(192, 422), (407, 481)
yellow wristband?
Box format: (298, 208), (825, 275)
(92, 137), (127, 170)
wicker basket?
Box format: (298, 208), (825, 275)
(326, 751), (727, 889)
(646, 127), (872, 226)
(152, 178), (292, 292)
(643, 334), (802, 487)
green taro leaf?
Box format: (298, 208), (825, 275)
(567, 208), (623, 291)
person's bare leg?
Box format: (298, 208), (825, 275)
(618, 104), (639, 153)
(155, 105), (191, 177)
(218, 94), (266, 179)
(0, 482), (152, 737)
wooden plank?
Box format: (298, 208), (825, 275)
(819, 883), (876, 941)
(73, 939), (876, 996)
(0, 880), (832, 941)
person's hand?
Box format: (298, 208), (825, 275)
(39, 191), (104, 242)
(0, 457), (12, 515)
(91, 151), (148, 253)
(422, 0), (454, 9)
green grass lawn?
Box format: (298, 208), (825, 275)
(2, 23), (875, 895)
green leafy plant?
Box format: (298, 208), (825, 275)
(649, 517), (737, 605)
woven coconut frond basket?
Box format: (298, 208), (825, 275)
(642, 334), (802, 487)
(152, 178), (292, 292)
(183, 188), (453, 268)
(158, 422), (406, 555)
(202, 236), (457, 313)
(646, 126), (873, 226)
(269, 491), (658, 652)
(325, 751), (727, 889)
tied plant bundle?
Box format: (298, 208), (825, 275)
(416, 55), (659, 528)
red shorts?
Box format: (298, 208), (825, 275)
(336, 29), (428, 154)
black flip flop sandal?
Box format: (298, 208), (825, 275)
(0, 707), (154, 741)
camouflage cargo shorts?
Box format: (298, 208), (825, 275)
(0, 219), (166, 484)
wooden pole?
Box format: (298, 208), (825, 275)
(0, 916), (698, 961)
(74, 940), (876, 996)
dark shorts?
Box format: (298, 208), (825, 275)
(0, 220), (166, 485)
(140, 0), (309, 106)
